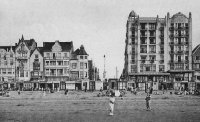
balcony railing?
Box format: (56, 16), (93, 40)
(141, 60), (146, 63)
(140, 34), (147, 37)
(149, 60), (154, 63)
(44, 57), (70, 59)
(176, 51), (184, 54)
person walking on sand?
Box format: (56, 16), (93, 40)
(145, 93), (151, 111)
(109, 91), (115, 116)
(18, 89), (20, 95)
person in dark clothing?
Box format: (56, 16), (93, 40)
(150, 87), (153, 94)
(65, 89), (68, 95)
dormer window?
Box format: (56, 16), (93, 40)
(80, 56), (83, 59)
(85, 56), (87, 59)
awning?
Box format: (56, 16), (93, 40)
(129, 72), (170, 76)
(168, 70), (194, 73)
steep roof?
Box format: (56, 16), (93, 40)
(43, 41), (73, 52)
(73, 45), (88, 55)
(192, 44), (200, 55)
(30, 47), (43, 56)
(0, 46), (16, 52)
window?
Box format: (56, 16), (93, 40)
(85, 56), (87, 59)
(46, 61), (49, 66)
(196, 56), (200, 60)
(131, 65), (137, 73)
(26, 72), (28, 77)
(80, 71), (84, 78)
(80, 56), (83, 59)
(159, 65), (165, 72)
(20, 71), (24, 77)
(149, 45), (156, 53)
(64, 61), (69, 66)
(72, 63), (77, 69)
(178, 55), (181, 62)
(0, 69), (1, 74)
(57, 53), (61, 58)
(10, 53), (13, 57)
(8, 69), (12, 74)
(2, 69), (6, 74)
(46, 53), (50, 58)
(80, 62), (84, 69)
(10, 60), (13, 65)
(35, 54), (38, 59)
(45, 69), (50, 75)
(64, 53), (69, 58)
(150, 38), (156, 44)
(64, 68), (69, 74)
(4, 61), (7, 65)
(85, 63), (87, 69)
(141, 55), (147, 63)
(140, 45), (147, 53)
(57, 61), (62, 66)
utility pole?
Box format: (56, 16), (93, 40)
(103, 55), (106, 81)
(116, 67), (118, 79)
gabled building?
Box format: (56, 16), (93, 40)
(70, 45), (89, 90)
(122, 11), (193, 91)
(192, 44), (200, 90)
(15, 35), (37, 90)
(30, 47), (44, 90)
(0, 46), (16, 90)
(43, 40), (73, 90)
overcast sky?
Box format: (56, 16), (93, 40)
(0, 0), (200, 79)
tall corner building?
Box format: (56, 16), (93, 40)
(123, 11), (193, 90)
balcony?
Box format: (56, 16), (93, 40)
(149, 27), (156, 30)
(140, 34), (147, 38)
(44, 56), (69, 60)
(140, 27), (148, 30)
(176, 50), (184, 54)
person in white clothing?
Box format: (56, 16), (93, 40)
(109, 91), (115, 116)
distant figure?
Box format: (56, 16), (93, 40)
(150, 87), (153, 94)
(65, 89), (68, 95)
(18, 89), (20, 95)
(145, 93), (151, 111)
(109, 91), (115, 116)
(100, 87), (103, 92)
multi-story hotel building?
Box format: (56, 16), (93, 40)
(15, 35), (37, 90)
(43, 40), (73, 90)
(123, 11), (193, 90)
(0, 46), (16, 90)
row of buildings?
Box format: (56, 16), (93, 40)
(121, 11), (200, 91)
(0, 36), (101, 91)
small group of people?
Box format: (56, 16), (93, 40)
(108, 86), (153, 116)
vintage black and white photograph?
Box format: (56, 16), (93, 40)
(0, 0), (200, 122)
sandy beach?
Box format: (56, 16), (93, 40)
(0, 91), (200, 122)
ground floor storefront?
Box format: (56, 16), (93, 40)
(128, 72), (170, 91)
